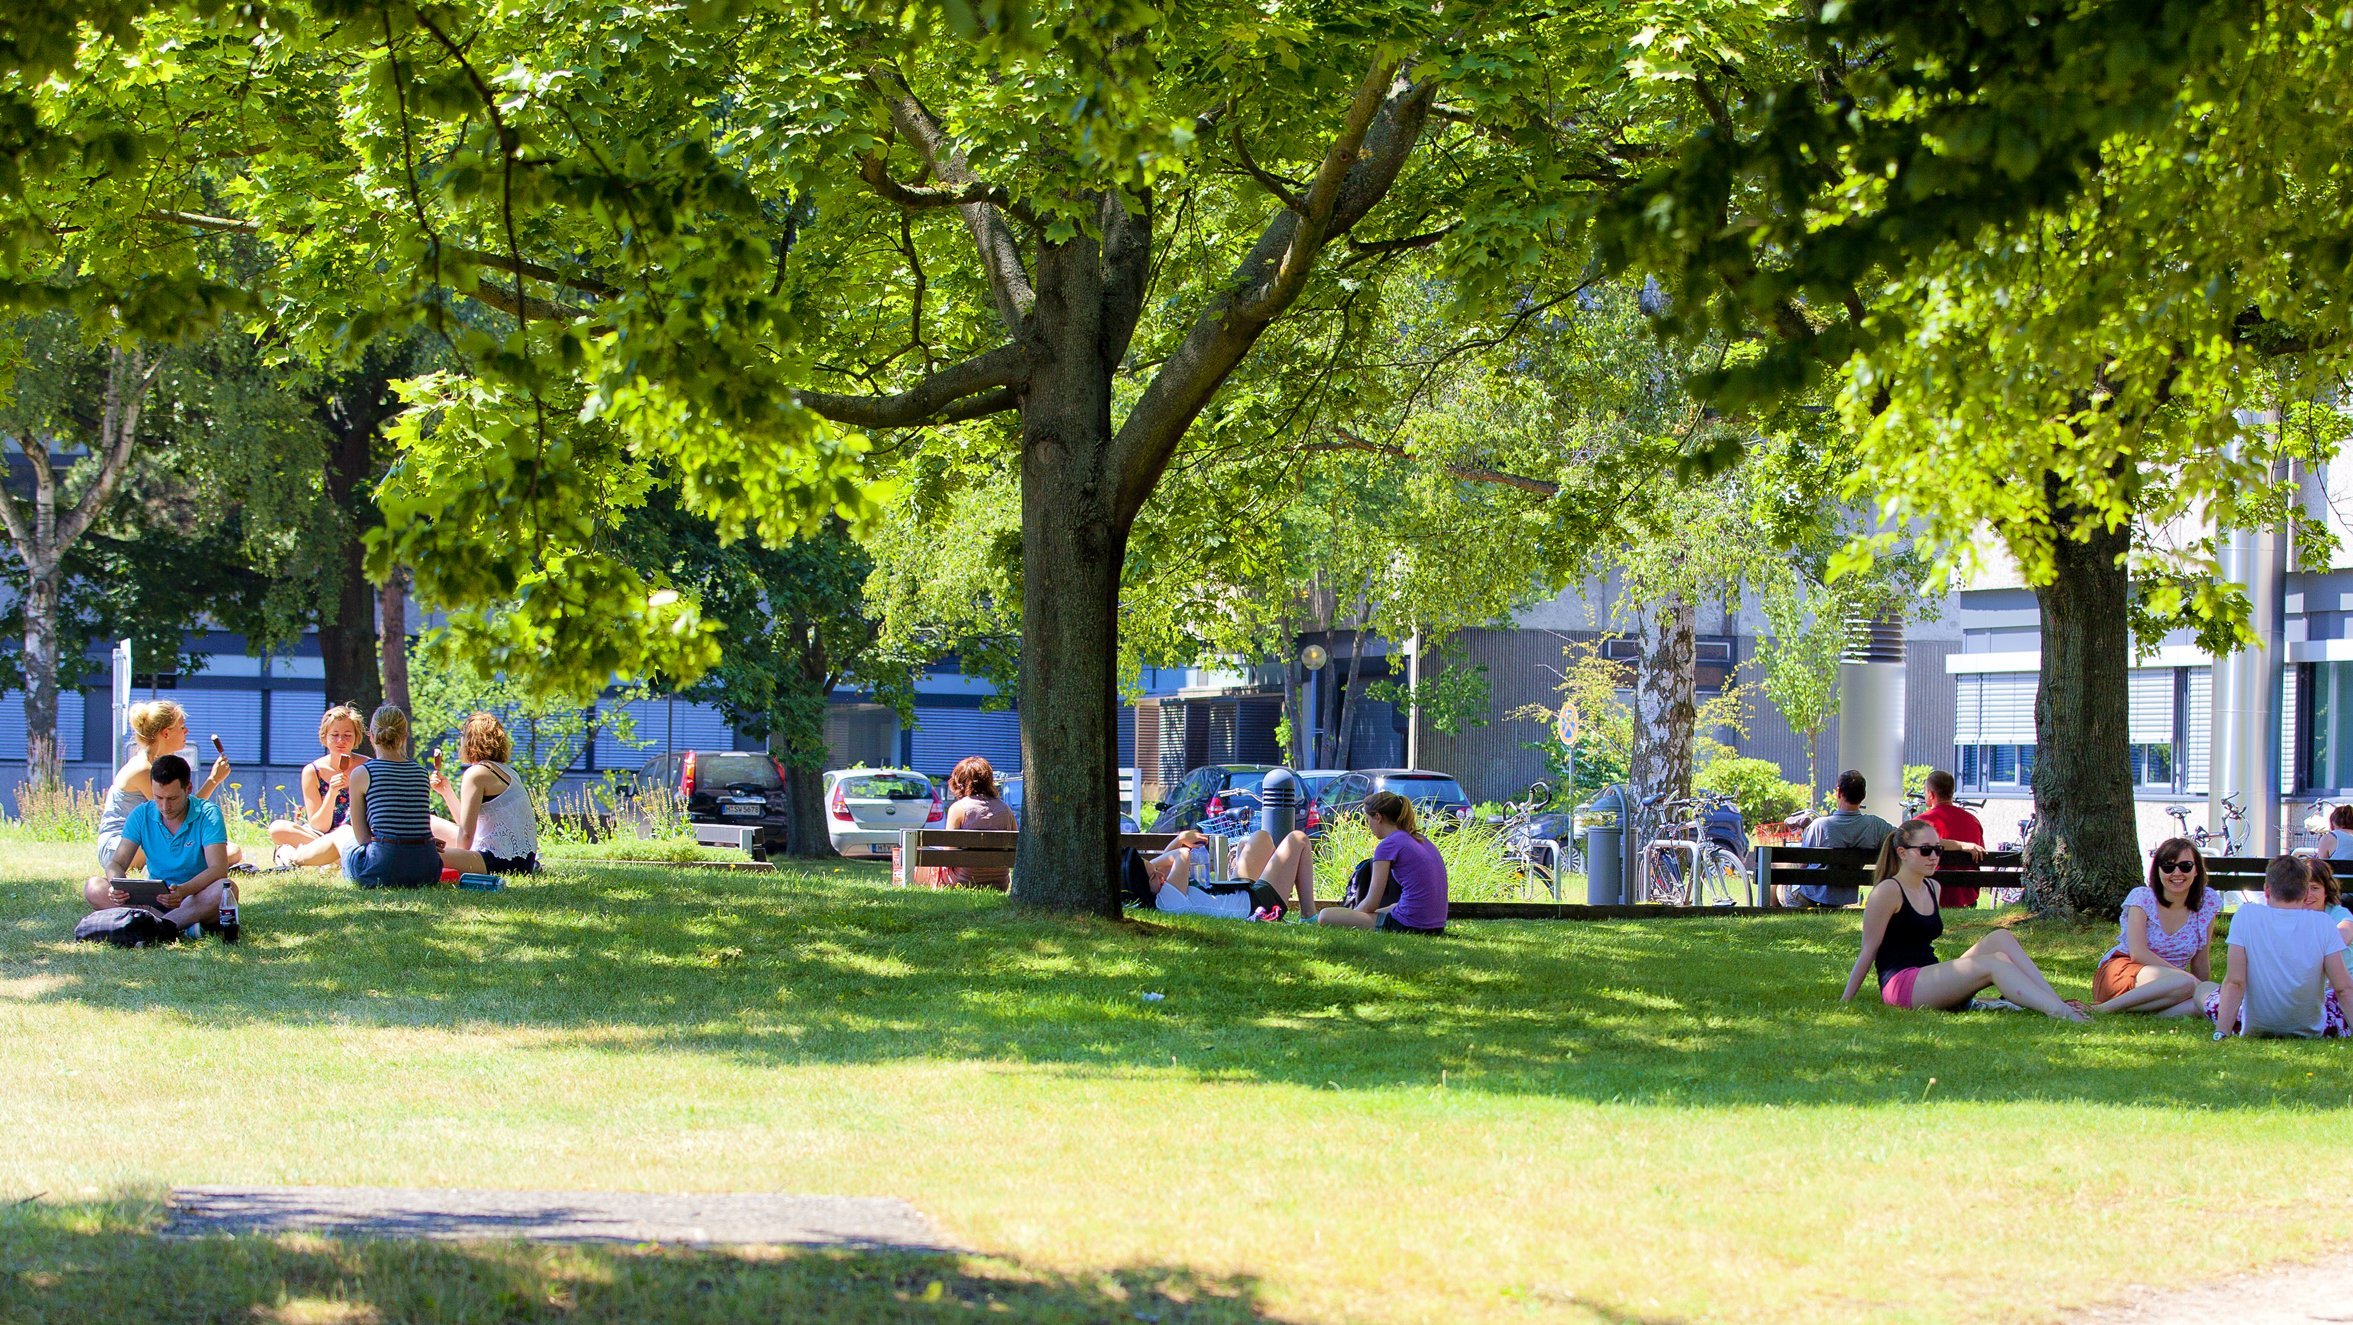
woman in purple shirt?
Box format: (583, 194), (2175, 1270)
(1318, 790), (1448, 933)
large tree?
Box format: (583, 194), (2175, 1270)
(1595, 0), (2353, 915)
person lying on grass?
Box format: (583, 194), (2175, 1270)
(2203, 855), (2353, 1040)
(1841, 818), (2088, 1020)
(1139, 827), (1318, 920)
(2087, 837), (2219, 1017)
(82, 754), (228, 934)
(1317, 790), (1447, 934)
(431, 712), (541, 878)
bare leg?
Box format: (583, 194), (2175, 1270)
(1966, 930), (2074, 1009)
(163, 880), (223, 930)
(1254, 831), (1318, 915)
(1228, 830), (1275, 881)
(278, 833), (345, 868)
(224, 842), (244, 868)
(83, 876), (123, 910)
(2092, 966), (2198, 1016)
(1317, 905), (1377, 929)
(431, 815), (462, 847)
(441, 846), (487, 874)
(268, 820), (321, 848)
(1910, 955), (2088, 1021)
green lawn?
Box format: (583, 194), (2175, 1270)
(4, 843), (2349, 1324)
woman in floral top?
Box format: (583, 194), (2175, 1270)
(2090, 837), (2222, 1016)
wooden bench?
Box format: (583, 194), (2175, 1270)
(1754, 845), (2278, 908)
(893, 829), (1225, 888)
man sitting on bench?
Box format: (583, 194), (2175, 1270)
(81, 754), (230, 936)
(1780, 769), (1894, 909)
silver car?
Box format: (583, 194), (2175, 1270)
(823, 768), (942, 860)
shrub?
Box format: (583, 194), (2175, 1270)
(1694, 757), (1809, 828)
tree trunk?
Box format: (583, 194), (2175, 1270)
(379, 568), (411, 713)
(1332, 618), (1370, 768)
(778, 628), (839, 859)
(1007, 231), (1126, 915)
(1281, 654), (1304, 767)
(2027, 515), (2141, 917)
(21, 566), (62, 785)
(318, 411), (384, 716)
(1626, 593), (1698, 896)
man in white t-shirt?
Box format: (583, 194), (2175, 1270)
(2207, 856), (2353, 1039)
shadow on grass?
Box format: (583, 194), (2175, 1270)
(0, 1195), (1280, 1324)
(0, 853), (2335, 1109)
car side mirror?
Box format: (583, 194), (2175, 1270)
(1153, 800), (1169, 812)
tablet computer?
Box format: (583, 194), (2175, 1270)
(106, 877), (171, 909)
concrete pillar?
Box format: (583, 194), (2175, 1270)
(2211, 517), (2288, 855)
(1836, 615), (1907, 823)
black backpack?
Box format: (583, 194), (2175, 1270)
(75, 907), (182, 947)
(1340, 859), (1400, 911)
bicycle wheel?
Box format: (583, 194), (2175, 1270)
(1642, 848), (1688, 905)
(1697, 848), (1744, 906)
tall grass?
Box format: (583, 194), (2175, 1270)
(3, 780), (104, 843)
(1310, 815), (1543, 902)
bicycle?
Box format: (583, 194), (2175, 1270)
(1639, 791), (1749, 907)
(1488, 780), (1568, 901)
(2293, 797), (2336, 857)
(2163, 793), (2247, 858)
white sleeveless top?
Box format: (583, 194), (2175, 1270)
(468, 762), (538, 860)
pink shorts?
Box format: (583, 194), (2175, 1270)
(1881, 967), (1922, 1009)
(2202, 985), (2349, 1037)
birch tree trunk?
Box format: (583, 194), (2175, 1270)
(20, 567), (61, 784)
(1626, 593), (1698, 900)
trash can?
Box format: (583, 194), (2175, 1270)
(1581, 784), (1626, 905)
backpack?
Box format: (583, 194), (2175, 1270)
(75, 907), (181, 947)
(1340, 859), (1401, 911)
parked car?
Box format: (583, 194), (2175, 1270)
(1152, 764), (1278, 831)
(1293, 769), (1372, 837)
(633, 750), (791, 852)
(997, 773), (1143, 834)
(822, 768), (943, 860)
(1347, 769), (1475, 826)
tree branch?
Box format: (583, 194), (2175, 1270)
(797, 344), (1028, 429)
(1229, 123), (1306, 212)
(55, 347), (160, 553)
(1107, 63), (1439, 523)
(860, 150), (1030, 219)
(1310, 428), (1559, 495)
(868, 67), (1036, 337)
(141, 210), (619, 299)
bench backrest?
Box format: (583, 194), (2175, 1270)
(1755, 844), (2279, 897)
(894, 828), (1226, 886)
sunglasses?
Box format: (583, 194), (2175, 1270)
(1901, 841), (1940, 856)
(2158, 858), (2198, 874)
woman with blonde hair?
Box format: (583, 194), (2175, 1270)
(1316, 790), (1447, 932)
(1841, 818), (2086, 1020)
(92, 698), (235, 874)
(267, 704), (367, 858)
(340, 704), (442, 888)
(433, 711), (540, 876)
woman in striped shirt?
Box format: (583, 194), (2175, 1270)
(342, 705), (444, 889)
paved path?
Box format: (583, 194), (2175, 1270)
(2066, 1255), (2353, 1324)
(164, 1186), (957, 1252)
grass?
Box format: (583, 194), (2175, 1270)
(4, 841), (2352, 1324)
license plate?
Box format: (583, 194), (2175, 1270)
(870, 843), (891, 854)
(723, 802), (762, 817)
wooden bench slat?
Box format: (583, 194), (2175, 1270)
(910, 850), (1018, 868)
(902, 829), (1190, 850)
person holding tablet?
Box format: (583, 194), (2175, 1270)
(82, 754), (230, 934)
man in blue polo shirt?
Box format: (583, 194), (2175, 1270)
(84, 754), (230, 933)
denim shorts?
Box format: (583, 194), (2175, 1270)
(344, 840), (443, 889)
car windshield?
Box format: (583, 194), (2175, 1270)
(696, 754), (782, 788)
(1301, 774), (1350, 796)
(841, 772), (931, 800)
(1224, 769), (1270, 793)
(1386, 776), (1467, 802)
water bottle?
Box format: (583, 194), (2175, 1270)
(217, 881), (240, 944)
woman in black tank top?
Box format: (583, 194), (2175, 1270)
(1840, 819), (2089, 1021)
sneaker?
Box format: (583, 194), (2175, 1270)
(1970, 998), (2023, 1012)
(272, 845), (297, 869)
(229, 861), (258, 874)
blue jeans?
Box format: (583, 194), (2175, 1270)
(344, 840), (442, 889)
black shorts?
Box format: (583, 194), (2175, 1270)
(1378, 912), (1446, 935)
(479, 849), (539, 875)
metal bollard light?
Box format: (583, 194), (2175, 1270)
(1259, 767), (1300, 840)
